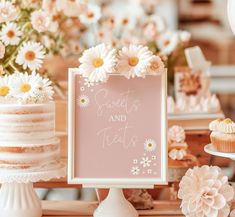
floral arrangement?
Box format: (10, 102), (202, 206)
(178, 165), (234, 217)
(77, 43), (165, 83)
(0, 0), (87, 83)
(0, 72), (54, 103)
(74, 0), (191, 91)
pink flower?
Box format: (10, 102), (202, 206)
(31, 10), (58, 33)
(147, 55), (165, 74)
(56, 0), (87, 17)
(0, 1), (17, 23)
(168, 125), (186, 143)
(0, 41), (5, 59)
(178, 166), (234, 217)
(42, 0), (57, 14)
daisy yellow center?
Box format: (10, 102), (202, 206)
(164, 39), (170, 47)
(0, 86), (9, 96)
(148, 143), (153, 148)
(128, 57), (139, 67)
(93, 58), (104, 68)
(25, 51), (36, 61)
(7, 30), (15, 38)
(20, 84), (31, 93)
(81, 99), (86, 103)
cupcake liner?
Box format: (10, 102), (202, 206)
(211, 135), (235, 153)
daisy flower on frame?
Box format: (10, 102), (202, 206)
(144, 139), (157, 152)
(157, 31), (179, 55)
(0, 22), (22, 46)
(79, 3), (101, 24)
(79, 43), (117, 83)
(131, 166), (140, 175)
(16, 42), (45, 71)
(147, 55), (165, 75)
(140, 157), (151, 168)
(84, 78), (94, 88)
(0, 1), (17, 23)
(117, 45), (153, 79)
(0, 75), (11, 98)
(78, 95), (90, 108)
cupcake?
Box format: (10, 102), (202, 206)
(209, 118), (235, 153)
(168, 126), (199, 182)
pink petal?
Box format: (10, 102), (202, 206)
(213, 194), (226, 209)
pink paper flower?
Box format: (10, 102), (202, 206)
(42, 0), (57, 15)
(56, 0), (87, 17)
(168, 125), (186, 143)
(178, 166), (234, 217)
(31, 10), (58, 33)
(0, 1), (17, 23)
(0, 41), (5, 59)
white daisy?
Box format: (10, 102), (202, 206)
(0, 1), (17, 23)
(157, 31), (179, 55)
(144, 139), (157, 152)
(152, 155), (157, 160)
(0, 75), (11, 97)
(140, 157), (151, 168)
(117, 45), (153, 79)
(147, 55), (165, 74)
(0, 22), (22, 46)
(16, 42), (45, 71)
(84, 78), (94, 88)
(78, 95), (90, 108)
(79, 43), (117, 83)
(10, 72), (43, 101)
(79, 3), (101, 24)
(131, 166), (140, 175)
(147, 169), (152, 174)
(33, 75), (54, 102)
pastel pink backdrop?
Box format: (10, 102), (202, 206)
(74, 75), (163, 180)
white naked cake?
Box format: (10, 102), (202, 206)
(0, 72), (60, 170)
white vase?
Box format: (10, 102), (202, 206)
(0, 182), (42, 217)
(228, 0), (235, 35)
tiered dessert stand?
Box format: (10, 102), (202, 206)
(204, 144), (235, 216)
(0, 162), (66, 217)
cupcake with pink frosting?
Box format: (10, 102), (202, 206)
(168, 125), (199, 182)
(209, 118), (235, 153)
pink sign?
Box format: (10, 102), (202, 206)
(68, 71), (167, 187)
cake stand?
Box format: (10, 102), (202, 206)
(0, 162), (66, 217)
(204, 144), (235, 216)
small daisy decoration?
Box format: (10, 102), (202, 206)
(78, 43), (117, 83)
(0, 22), (22, 46)
(144, 139), (157, 152)
(140, 157), (151, 168)
(16, 41), (45, 71)
(84, 78), (94, 88)
(117, 44), (153, 79)
(78, 95), (90, 108)
(131, 166), (140, 175)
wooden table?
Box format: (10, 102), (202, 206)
(42, 201), (183, 216)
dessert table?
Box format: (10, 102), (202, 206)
(40, 200), (235, 216)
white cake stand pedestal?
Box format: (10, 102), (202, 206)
(94, 188), (138, 217)
(0, 162), (66, 217)
(204, 144), (235, 217)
